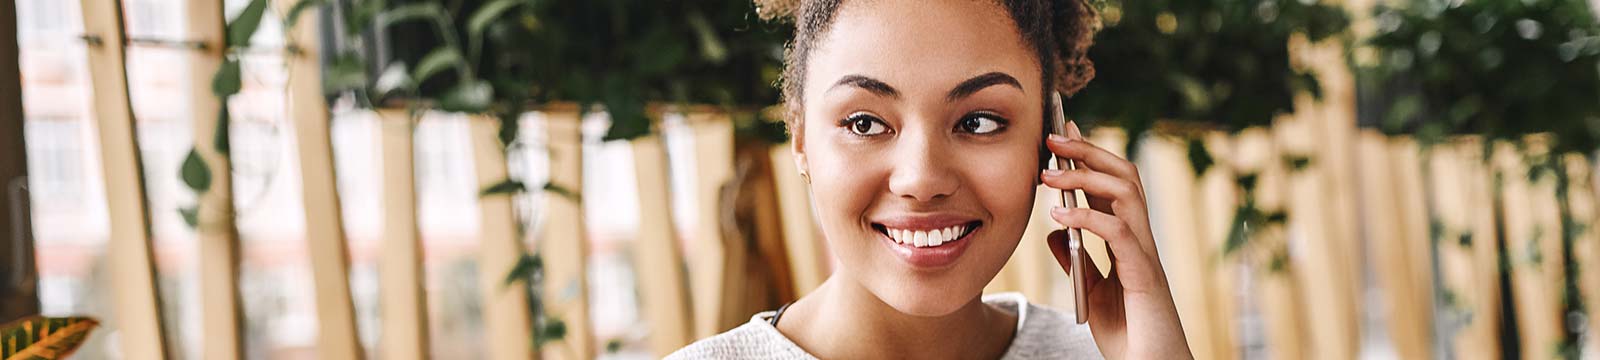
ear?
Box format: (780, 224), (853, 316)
(791, 122), (809, 177)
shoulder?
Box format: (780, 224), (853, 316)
(665, 313), (817, 360)
(983, 293), (1102, 360)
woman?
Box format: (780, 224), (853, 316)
(671, 0), (1191, 358)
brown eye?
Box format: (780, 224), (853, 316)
(957, 112), (1007, 134)
(846, 113), (889, 136)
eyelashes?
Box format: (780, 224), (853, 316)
(836, 111), (1011, 137)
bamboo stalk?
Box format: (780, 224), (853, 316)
(77, 0), (168, 358)
(630, 134), (693, 356)
(1141, 135), (1236, 360)
(1276, 115), (1359, 360)
(184, 0), (242, 358)
(273, 0), (363, 357)
(1235, 127), (1308, 359)
(538, 110), (592, 360)
(376, 109), (429, 359)
(1427, 137), (1502, 359)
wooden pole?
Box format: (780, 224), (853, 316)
(376, 109), (429, 359)
(184, 0), (243, 358)
(0, 0), (40, 324)
(1427, 137), (1502, 358)
(1356, 133), (1435, 359)
(686, 113), (738, 337)
(274, 0), (364, 357)
(631, 134), (693, 356)
(538, 110), (592, 360)
(770, 145), (827, 297)
(1494, 139), (1564, 359)
(1142, 134), (1238, 360)
(78, 0), (168, 357)
(468, 114), (533, 360)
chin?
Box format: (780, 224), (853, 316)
(868, 271), (989, 317)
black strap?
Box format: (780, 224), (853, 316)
(768, 302), (795, 326)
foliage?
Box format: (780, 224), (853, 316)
(1068, 0), (1350, 155)
(1, 316), (99, 360)
(1362, 0), (1600, 152)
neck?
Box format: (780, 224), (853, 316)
(776, 275), (1017, 359)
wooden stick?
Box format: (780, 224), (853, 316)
(770, 145), (828, 297)
(77, 0), (168, 358)
(1493, 140), (1564, 359)
(376, 109), (429, 359)
(273, 0), (363, 357)
(687, 113), (737, 337)
(184, 0), (242, 358)
(1141, 134), (1237, 360)
(538, 110), (592, 360)
(630, 135), (692, 356)
(469, 114), (533, 360)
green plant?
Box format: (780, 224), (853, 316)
(1062, 0), (1348, 270)
(1068, 0), (1350, 156)
(1362, 1), (1600, 357)
(1, 316), (99, 359)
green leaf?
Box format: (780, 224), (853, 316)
(536, 318), (567, 346)
(0, 316), (99, 359)
(373, 62), (411, 97)
(283, 0), (327, 28)
(411, 47), (465, 87)
(1284, 155), (1311, 171)
(323, 53), (367, 95)
(480, 179), (526, 196)
(211, 58), (242, 97)
(181, 148), (212, 192)
(605, 339), (624, 353)
(542, 182), (580, 202)
(226, 0), (269, 48)
(504, 253), (543, 288)
(1186, 137), (1213, 177)
(215, 104), (231, 155)
(440, 81), (494, 113)
(468, 0), (522, 41)
(379, 3), (447, 30)
(1220, 206), (1251, 257)
(686, 10), (727, 63)
(179, 205), (200, 228)
(497, 113), (520, 146)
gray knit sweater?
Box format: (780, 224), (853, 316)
(666, 292), (1103, 359)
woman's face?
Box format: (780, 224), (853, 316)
(795, 0), (1045, 316)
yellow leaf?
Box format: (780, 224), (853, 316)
(2, 316), (99, 360)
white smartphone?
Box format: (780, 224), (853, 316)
(1049, 91), (1091, 324)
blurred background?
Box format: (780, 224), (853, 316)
(2, 0), (1600, 359)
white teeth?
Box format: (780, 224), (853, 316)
(885, 225), (971, 248)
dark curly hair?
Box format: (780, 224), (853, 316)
(755, 0), (1100, 135)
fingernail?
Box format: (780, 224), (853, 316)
(1051, 206), (1070, 217)
(1043, 168), (1064, 177)
(1067, 120), (1084, 139)
(1048, 133), (1069, 144)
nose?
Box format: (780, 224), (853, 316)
(886, 128), (960, 202)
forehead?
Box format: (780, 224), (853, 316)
(804, 0), (1042, 99)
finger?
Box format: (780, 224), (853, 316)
(1046, 229), (1106, 286)
(1045, 134), (1142, 195)
(1049, 207), (1164, 293)
(1041, 168), (1145, 218)
(1040, 167), (1157, 255)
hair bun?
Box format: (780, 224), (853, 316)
(754, 0), (801, 20)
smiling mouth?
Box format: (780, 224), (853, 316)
(871, 221), (982, 248)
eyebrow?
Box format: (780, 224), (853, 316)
(945, 72), (1023, 102)
(826, 72), (1024, 102)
